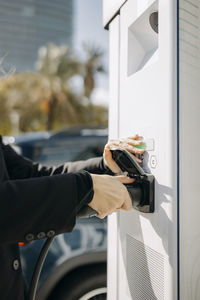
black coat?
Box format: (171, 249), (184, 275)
(0, 136), (107, 300)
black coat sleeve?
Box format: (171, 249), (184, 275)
(0, 172), (77, 244)
(0, 143), (112, 244)
(3, 143), (113, 179)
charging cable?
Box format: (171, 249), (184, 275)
(27, 237), (54, 300)
(27, 206), (97, 300)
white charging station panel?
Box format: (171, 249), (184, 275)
(179, 1), (200, 299)
(105, 0), (200, 299)
(117, 1), (177, 299)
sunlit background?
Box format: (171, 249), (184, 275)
(0, 0), (109, 135)
(1, 3), (109, 297)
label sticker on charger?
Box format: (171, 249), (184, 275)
(135, 139), (154, 151)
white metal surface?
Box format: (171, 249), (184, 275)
(107, 0), (200, 298)
(179, 1), (200, 299)
(107, 15), (120, 300)
(103, 0), (127, 28)
(107, 0), (178, 299)
(103, 0), (158, 28)
(118, 1), (177, 299)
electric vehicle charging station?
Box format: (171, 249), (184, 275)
(104, 0), (200, 299)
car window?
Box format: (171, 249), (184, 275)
(31, 136), (107, 165)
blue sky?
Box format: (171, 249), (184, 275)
(73, 0), (109, 106)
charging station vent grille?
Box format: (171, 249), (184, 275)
(126, 234), (164, 300)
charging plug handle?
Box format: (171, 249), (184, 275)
(125, 174), (154, 213)
(111, 149), (155, 213)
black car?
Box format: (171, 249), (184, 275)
(5, 128), (108, 300)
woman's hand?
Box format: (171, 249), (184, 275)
(89, 174), (134, 219)
(103, 134), (145, 173)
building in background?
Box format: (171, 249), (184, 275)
(0, 0), (73, 72)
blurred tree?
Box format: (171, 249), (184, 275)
(0, 43), (108, 135)
(82, 43), (105, 123)
(0, 95), (12, 135)
(36, 43), (82, 130)
(0, 73), (45, 133)
(0, 72), (87, 133)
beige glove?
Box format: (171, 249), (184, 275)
(89, 174), (134, 219)
(103, 134), (145, 173)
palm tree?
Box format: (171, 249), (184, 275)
(36, 43), (82, 130)
(82, 43), (105, 123)
(0, 43), (108, 135)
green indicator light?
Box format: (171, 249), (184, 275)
(135, 142), (146, 149)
